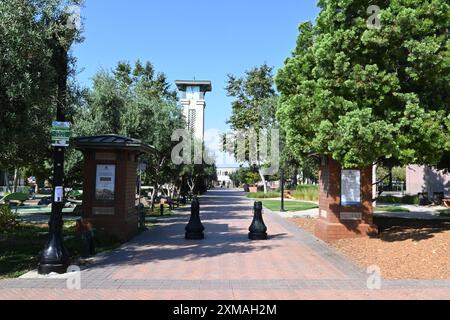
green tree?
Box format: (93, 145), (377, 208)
(68, 60), (184, 207)
(0, 0), (83, 191)
(276, 0), (450, 170)
(226, 64), (279, 193)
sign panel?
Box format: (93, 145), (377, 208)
(93, 207), (115, 216)
(341, 212), (362, 221)
(51, 121), (71, 147)
(54, 186), (64, 203)
(341, 170), (361, 206)
(95, 165), (116, 201)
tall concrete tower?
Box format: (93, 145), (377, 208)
(175, 80), (212, 142)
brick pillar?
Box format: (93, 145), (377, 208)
(81, 149), (139, 241)
(314, 156), (378, 242)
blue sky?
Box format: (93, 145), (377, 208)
(73, 0), (320, 132)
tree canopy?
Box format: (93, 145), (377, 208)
(0, 0), (82, 171)
(68, 61), (183, 191)
(276, 0), (450, 169)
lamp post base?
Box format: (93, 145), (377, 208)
(38, 233), (70, 275)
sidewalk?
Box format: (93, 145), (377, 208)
(0, 189), (449, 300)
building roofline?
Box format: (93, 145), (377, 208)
(175, 80), (212, 92)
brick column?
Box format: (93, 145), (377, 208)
(314, 156), (378, 242)
(81, 149), (139, 241)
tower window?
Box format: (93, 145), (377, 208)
(188, 109), (197, 135)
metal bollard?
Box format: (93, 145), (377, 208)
(248, 201), (268, 240)
(185, 197), (205, 240)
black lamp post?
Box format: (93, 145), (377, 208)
(280, 169), (286, 212)
(38, 18), (73, 275)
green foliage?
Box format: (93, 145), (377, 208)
(229, 166), (261, 186)
(226, 64), (280, 193)
(0, 205), (17, 231)
(246, 192), (281, 199)
(67, 60), (184, 192)
(226, 64), (277, 131)
(260, 200), (318, 212)
(292, 185), (319, 201)
(67, 190), (82, 200)
(0, 221), (122, 279)
(374, 206), (410, 213)
(377, 195), (419, 205)
(0, 0), (83, 172)
(377, 166), (407, 182)
(2, 193), (28, 203)
(276, 0), (450, 168)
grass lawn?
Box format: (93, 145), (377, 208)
(246, 192), (281, 199)
(143, 203), (185, 217)
(261, 200), (318, 212)
(0, 221), (127, 279)
(374, 206), (410, 213)
(440, 209), (450, 217)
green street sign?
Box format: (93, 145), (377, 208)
(51, 121), (71, 147)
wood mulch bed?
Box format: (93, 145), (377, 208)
(289, 217), (450, 280)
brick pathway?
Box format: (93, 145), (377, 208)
(1, 189), (450, 300)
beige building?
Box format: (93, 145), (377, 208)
(176, 80), (212, 142)
(216, 166), (238, 188)
(406, 165), (450, 196)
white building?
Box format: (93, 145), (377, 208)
(216, 166), (239, 188)
(176, 80), (212, 142)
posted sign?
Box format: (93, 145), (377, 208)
(341, 170), (361, 206)
(51, 121), (71, 147)
(95, 165), (116, 201)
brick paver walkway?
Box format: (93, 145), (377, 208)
(1, 189), (450, 300)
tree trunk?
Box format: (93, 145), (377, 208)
(388, 167), (393, 191)
(292, 167), (298, 188)
(150, 186), (157, 211)
(13, 167), (19, 193)
(187, 177), (195, 194)
(4, 171), (11, 193)
(372, 165), (377, 208)
(258, 169), (268, 194)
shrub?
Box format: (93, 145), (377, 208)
(68, 190), (83, 200)
(292, 185), (319, 201)
(2, 192), (28, 203)
(377, 195), (419, 205)
(247, 192), (281, 199)
(0, 205), (18, 231)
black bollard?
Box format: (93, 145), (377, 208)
(185, 197), (205, 240)
(81, 229), (95, 258)
(138, 205), (147, 230)
(248, 202), (268, 240)
(160, 203), (164, 216)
